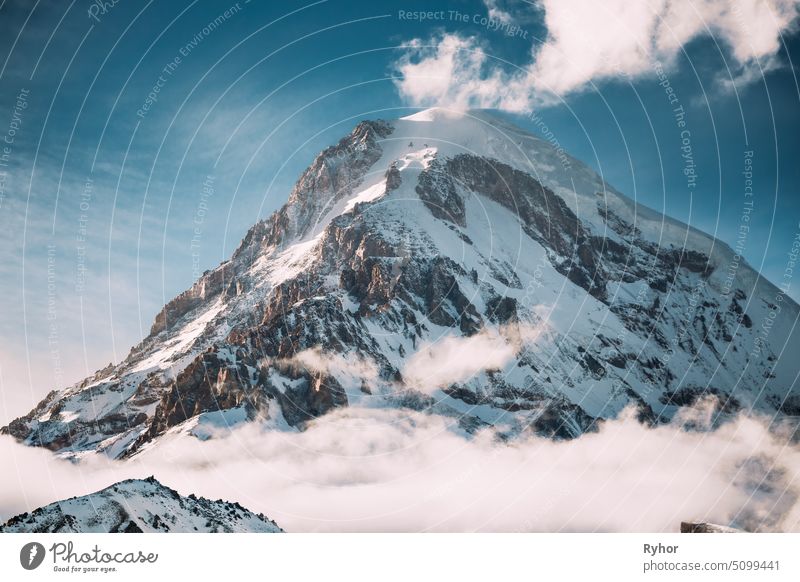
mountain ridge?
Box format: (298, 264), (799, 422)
(0, 476), (283, 533)
(4, 107), (798, 460)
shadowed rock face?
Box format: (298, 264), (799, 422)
(149, 264), (235, 336)
(127, 345), (349, 455)
(680, 521), (740, 533)
(3, 111), (798, 459)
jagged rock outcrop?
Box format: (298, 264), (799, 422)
(680, 521), (741, 533)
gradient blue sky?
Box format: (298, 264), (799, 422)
(0, 0), (798, 423)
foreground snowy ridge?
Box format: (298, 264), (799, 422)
(3, 107), (798, 461)
(0, 477), (283, 533)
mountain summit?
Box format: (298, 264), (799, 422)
(4, 108), (798, 458)
(0, 477), (282, 533)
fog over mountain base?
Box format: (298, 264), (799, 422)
(2, 404), (798, 532)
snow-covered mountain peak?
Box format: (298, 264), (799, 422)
(0, 476), (283, 533)
(3, 110), (798, 462)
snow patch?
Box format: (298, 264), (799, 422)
(130, 298), (225, 373)
(400, 107), (468, 122)
(343, 180), (388, 214)
(260, 235), (323, 287)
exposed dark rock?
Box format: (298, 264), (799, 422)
(486, 296), (518, 324)
(416, 160), (466, 226)
(680, 521), (740, 533)
(270, 368), (348, 428)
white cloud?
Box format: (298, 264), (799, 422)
(1, 406), (798, 532)
(716, 53), (784, 94)
(393, 35), (530, 112)
(290, 347), (380, 383)
(403, 328), (516, 392)
(394, 0), (800, 110)
(402, 323), (545, 394)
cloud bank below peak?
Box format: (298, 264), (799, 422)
(392, 0), (800, 111)
(1, 405), (799, 532)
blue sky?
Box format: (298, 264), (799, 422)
(0, 0), (798, 422)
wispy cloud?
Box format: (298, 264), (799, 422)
(289, 347), (380, 383)
(402, 323), (545, 394)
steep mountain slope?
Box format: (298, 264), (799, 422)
(4, 108), (798, 459)
(0, 477), (282, 533)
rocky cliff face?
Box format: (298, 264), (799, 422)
(4, 108), (798, 459)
